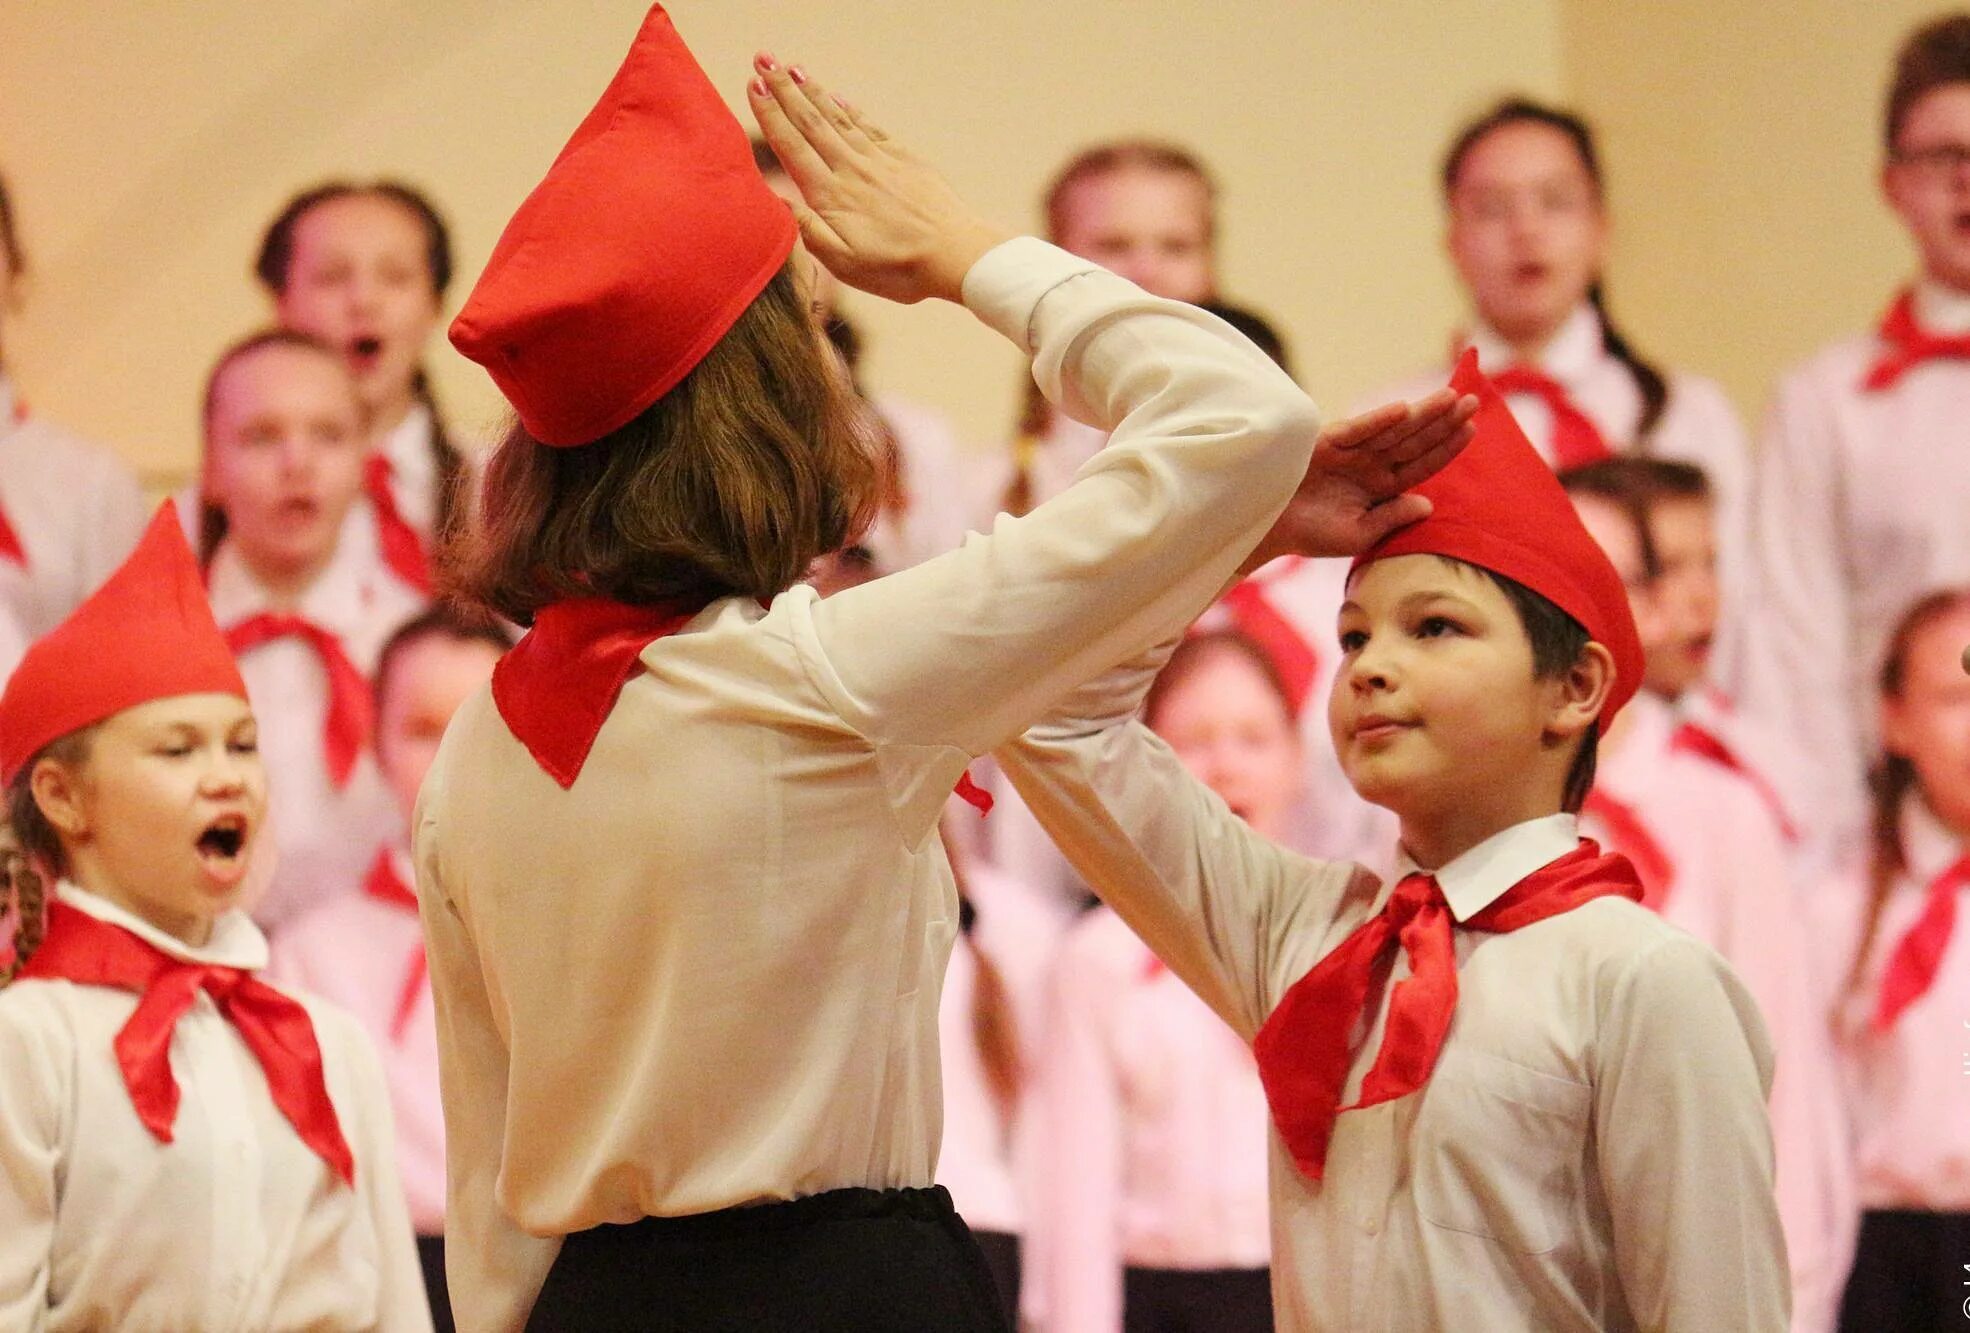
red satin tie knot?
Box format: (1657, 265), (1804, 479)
(1863, 290), (1970, 392)
(363, 453), (433, 595)
(1872, 852), (1970, 1032)
(223, 612), (373, 788)
(1488, 364), (1614, 471)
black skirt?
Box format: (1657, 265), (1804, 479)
(525, 1185), (1012, 1332)
(1838, 1208), (1970, 1333)
(1123, 1265), (1274, 1333)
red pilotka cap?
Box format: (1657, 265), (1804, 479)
(1350, 349), (1646, 727)
(449, 4), (797, 448)
(0, 503), (248, 785)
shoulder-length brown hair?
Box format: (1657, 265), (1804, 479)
(453, 261), (881, 623)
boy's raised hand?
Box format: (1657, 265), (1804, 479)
(747, 54), (1009, 305)
(1238, 389), (1478, 574)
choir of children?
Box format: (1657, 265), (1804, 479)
(0, 5), (1967, 1328)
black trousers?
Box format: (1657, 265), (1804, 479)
(525, 1185), (1012, 1332)
(414, 1234), (456, 1333)
(1123, 1265), (1275, 1333)
(970, 1228), (1021, 1321)
(1838, 1208), (1970, 1333)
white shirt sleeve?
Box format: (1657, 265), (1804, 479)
(995, 641), (1372, 1038)
(1593, 934), (1790, 1332)
(0, 992), (64, 1330)
(804, 238), (1319, 768)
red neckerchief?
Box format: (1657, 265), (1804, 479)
(1252, 841), (1641, 1181)
(1582, 787), (1676, 911)
(1863, 289), (1970, 391)
(1489, 364), (1614, 471)
(1669, 718), (1799, 844)
(1872, 851), (1970, 1032)
(1215, 566), (1318, 714)
(363, 850), (427, 1043)
(363, 453), (433, 596)
(223, 613), (373, 787)
(0, 506), (25, 568)
(21, 900), (356, 1185)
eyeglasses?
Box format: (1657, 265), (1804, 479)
(1890, 143), (1970, 177)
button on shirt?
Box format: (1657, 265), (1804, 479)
(998, 644), (1788, 1332)
(0, 884), (429, 1331)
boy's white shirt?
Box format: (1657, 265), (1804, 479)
(996, 640), (1789, 1332)
(0, 378), (151, 688)
(0, 883), (431, 1332)
(1721, 276), (1970, 867)
(205, 530), (424, 932)
(1812, 797), (1970, 1214)
(414, 236), (1320, 1331)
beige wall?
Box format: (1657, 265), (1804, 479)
(0, 1), (1562, 488)
(1558, 0), (1948, 424)
(3, 2), (1944, 489)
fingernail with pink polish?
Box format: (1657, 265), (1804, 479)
(749, 76), (767, 97)
(790, 65), (808, 85)
(755, 52), (777, 72)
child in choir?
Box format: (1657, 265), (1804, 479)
(198, 330), (422, 931)
(255, 179), (472, 592)
(1027, 631), (1288, 1333)
(1561, 465), (1855, 1333)
(0, 170), (149, 684)
(270, 607), (511, 1333)
(998, 352), (1787, 1331)
(1367, 98), (1751, 622)
(1815, 588), (1970, 1333)
(1726, 14), (1970, 869)
(0, 504), (428, 1330)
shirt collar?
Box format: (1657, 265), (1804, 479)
(56, 881), (269, 970)
(1394, 812), (1582, 922)
(1902, 796), (1968, 884)
(1467, 303), (1603, 382)
(1913, 278), (1970, 336)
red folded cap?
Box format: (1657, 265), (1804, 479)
(1349, 349), (1644, 727)
(0, 503), (248, 784)
(449, 4), (797, 448)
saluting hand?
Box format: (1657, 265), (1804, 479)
(748, 54), (1009, 306)
(1238, 389), (1479, 574)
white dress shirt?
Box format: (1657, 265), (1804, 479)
(0, 378), (150, 686)
(1591, 693), (1855, 1333)
(206, 535), (424, 932)
(1024, 906), (1273, 1333)
(0, 883), (430, 1331)
(1813, 799), (1970, 1213)
(1724, 279), (1970, 870)
(413, 236), (1320, 1331)
(269, 846), (446, 1235)
(996, 643), (1789, 1332)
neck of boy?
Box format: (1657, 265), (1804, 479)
(66, 862), (216, 949)
(1399, 794), (1569, 874)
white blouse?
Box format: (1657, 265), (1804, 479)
(413, 236), (1320, 1330)
(0, 884), (430, 1331)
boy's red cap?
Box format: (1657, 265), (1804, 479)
(1350, 349), (1644, 726)
(0, 503), (247, 784)
(448, 5), (797, 448)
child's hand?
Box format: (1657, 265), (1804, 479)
(748, 55), (1009, 305)
(1238, 390), (1478, 573)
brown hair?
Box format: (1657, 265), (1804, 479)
(1008, 142), (1220, 455)
(945, 840), (1023, 1125)
(1886, 14), (1970, 152)
(2, 729), (94, 983)
(1845, 587), (1970, 997)
(1442, 97), (1670, 443)
(0, 171), (22, 291)
(196, 328), (360, 565)
(255, 180), (469, 550)
(453, 261), (880, 622)
(1557, 456), (1712, 581)
(1145, 630), (1297, 732)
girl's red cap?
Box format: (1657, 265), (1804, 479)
(0, 503), (248, 784)
(1350, 349), (1645, 727)
(448, 4), (797, 448)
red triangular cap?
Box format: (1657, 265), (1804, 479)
(449, 4), (797, 447)
(1349, 349), (1644, 726)
(0, 503), (247, 783)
